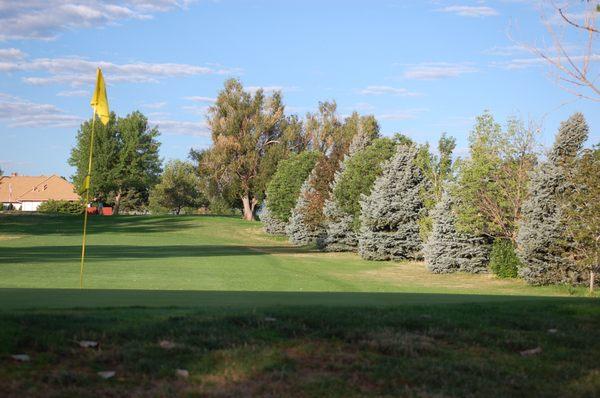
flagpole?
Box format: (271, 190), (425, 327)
(79, 111), (97, 289)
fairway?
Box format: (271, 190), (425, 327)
(0, 214), (588, 304)
(1, 215), (599, 397)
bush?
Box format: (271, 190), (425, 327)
(265, 151), (320, 222)
(489, 239), (520, 278)
(37, 200), (84, 214)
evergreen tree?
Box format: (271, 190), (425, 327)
(424, 191), (490, 273)
(259, 202), (287, 235)
(517, 113), (589, 285)
(286, 176), (326, 245)
(358, 144), (425, 261)
(322, 127), (377, 251)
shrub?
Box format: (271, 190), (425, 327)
(489, 239), (520, 278)
(265, 151), (320, 223)
(37, 200), (84, 214)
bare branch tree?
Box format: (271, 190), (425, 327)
(523, 1), (599, 102)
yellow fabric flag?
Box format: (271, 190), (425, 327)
(90, 68), (110, 125)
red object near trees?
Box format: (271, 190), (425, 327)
(102, 207), (113, 216)
(87, 207), (98, 215)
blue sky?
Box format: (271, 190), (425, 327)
(0, 0), (598, 177)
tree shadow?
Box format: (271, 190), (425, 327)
(0, 214), (198, 236)
(0, 244), (316, 263)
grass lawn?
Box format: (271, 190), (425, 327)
(0, 214), (599, 397)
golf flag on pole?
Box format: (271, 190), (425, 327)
(90, 68), (110, 125)
(80, 68), (110, 288)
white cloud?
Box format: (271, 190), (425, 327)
(141, 101), (167, 109)
(0, 1), (197, 41)
(0, 54), (238, 86)
(0, 48), (26, 60)
(184, 96), (216, 103)
(377, 108), (427, 121)
(149, 118), (209, 136)
(246, 85), (299, 94)
(494, 54), (600, 70)
(359, 85), (422, 96)
(436, 5), (499, 17)
(0, 92), (82, 128)
(483, 45), (528, 56)
(57, 89), (88, 97)
(402, 62), (478, 80)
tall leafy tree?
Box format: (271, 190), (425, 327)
(453, 111), (537, 243)
(69, 111), (161, 214)
(417, 133), (457, 241)
(203, 79), (285, 220)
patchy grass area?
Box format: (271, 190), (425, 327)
(1, 301), (599, 397)
(0, 214), (598, 396)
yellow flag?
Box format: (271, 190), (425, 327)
(90, 68), (110, 125)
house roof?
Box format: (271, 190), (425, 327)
(0, 175), (80, 203)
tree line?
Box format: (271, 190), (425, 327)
(70, 79), (599, 288)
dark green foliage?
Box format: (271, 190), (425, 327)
(37, 200), (84, 215)
(424, 191), (490, 274)
(517, 113), (589, 285)
(332, 138), (396, 224)
(259, 202), (287, 235)
(359, 144), (425, 260)
(265, 151), (320, 223)
(489, 239), (520, 278)
(69, 111), (162, 214)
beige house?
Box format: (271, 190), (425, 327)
(0, 174), (80, 211)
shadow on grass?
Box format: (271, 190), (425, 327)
(0, 244), (315, 263)
(0, 290), (598, 397)
(0, 214), (198, 236)
(0, 288), (592, 310)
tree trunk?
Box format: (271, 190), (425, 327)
(113, 189), (122, 215)
(590, 270), (595, 294)
(241, 195), (258, 221)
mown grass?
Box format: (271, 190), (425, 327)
(0, 214), (598, 396)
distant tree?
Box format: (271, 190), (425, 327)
(262, 151), (320, 234)
(69, 111), (161, 215)
(417, 133), (456, 241)
(323, 137), (395, 252)
(202, 79), (286, 220)
(286, 104), (359, 245)
(560, 145), (600, 292)
(149, 160), (204, 215)
(358, 144), (426, 260)
(453, 111), (537, 243)
(424, 191), (490, 274)
(517, 113), (589, 285)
